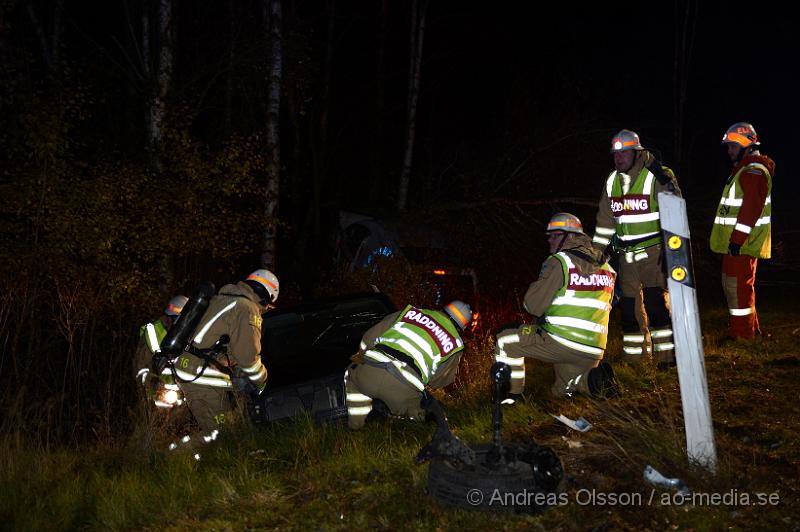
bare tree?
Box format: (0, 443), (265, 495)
(396, 0), (429, 212)
(144, 0), (173, 173)
(26, 0), (64, 74)
(673, 0), (697, 178)
(141, 0), (175, 295)
(261, 0), (283, 270)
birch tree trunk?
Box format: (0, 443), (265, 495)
(146, 0), (173, 173)
(396, 0), (428, 212)
(143, 0), (174, 295)
(261, 0), (283, 270)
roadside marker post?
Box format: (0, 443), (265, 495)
(659, 191), (717, 473)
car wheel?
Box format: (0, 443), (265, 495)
(427, 443), (564, 513)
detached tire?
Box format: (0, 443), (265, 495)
(427, 444), (564, 513)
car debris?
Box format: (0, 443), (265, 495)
(643, 465), (690, 495)
(551, 414), (592, 432)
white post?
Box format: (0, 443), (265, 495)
(658, 192), (717, 473)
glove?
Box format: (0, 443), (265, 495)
(728, 242), (741, 256)
(232, 368), (260, 397)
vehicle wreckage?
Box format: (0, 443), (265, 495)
(151, 283), (564, 512)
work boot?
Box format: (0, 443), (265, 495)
(588, 362), (621, 399)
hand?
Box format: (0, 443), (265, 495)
(728, 242), (741, 256)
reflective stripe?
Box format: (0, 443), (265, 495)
(595, 226), (615, 236)
(618, 230), (660, 241)
(154, 400), (173, 408)
(650, 329), (673, 339)
(496, 333), (520, 349)
(137, 368), (149, 384)
(547, 332), (604, 355)
(551, 295), (611, 311)
(193, 301), (237, 344)
(399, 368), (425, 391)
(392, 324), (435, 358)
(617, 212), (660, 224)
(348, 406), (372, 416)
(593, 236), (611, 246)
(720, 197), (743, 207)
(653, 342), (675, 351)
(364, 350), (425, 391)
(174, 367), (232, 388)
(379, 338), (431, 379)
(729, 308), (753, 316)
(346, 392), (372, 402)
(203, 430), (219, 443)
(365, 350), (392, 363)
(240, 359), (267, 384)
(624, 346), (644, 354)
(634, 251), (648, 261)
(359, 341), (367, 350)
(146, 323), (161, 354)
(734, 223), (752, 234)
(623, 334), (645, 342)
(494, 354), (524, 366)
(715, 216), (771, 227)
(545, 316), (607, 334)
(511, 370), (526, 380)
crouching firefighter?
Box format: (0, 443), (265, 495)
(494, 213), (621, 403)
(345, 300), (473, 430)
(134, 294), (188, 409)
(158, 269), (278, 458)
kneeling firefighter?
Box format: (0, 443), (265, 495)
(164, 269), (278, 456)
(345, 300), (473, 430)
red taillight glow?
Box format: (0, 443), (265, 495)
(432, 269), (447, 275)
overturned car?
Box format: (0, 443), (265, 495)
(251, 291), (395, 424)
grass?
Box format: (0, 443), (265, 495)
(2, 298), (800, 531)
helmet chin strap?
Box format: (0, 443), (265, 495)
(554, 232), (569, 253)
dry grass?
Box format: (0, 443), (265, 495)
(2, 290), (800, 530)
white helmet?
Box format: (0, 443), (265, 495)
(610, 129), (644, 152)
(444, 300), (472, 330)
(246, 269), (280, 304)
(164, 295), (188, 317)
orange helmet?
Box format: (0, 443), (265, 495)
(610, 129), (644, 153)
(164, 295), (188, 317)
(546, 213), (584, 235)
(444, 300), (472, 331)
(721, 122), (759, 148)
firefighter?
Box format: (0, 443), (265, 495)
(345, 300), (472, 430)
(592, 129), (680, 369)
(134, 294), (188, 409)
(711, 122), (775, 340)
(169, 269), (277, 457)
(495, 213), (620, 402)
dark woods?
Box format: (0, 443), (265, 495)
(0, 1), (793, 444)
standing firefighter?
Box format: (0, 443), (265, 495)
(592, 129), (681, 369)
(494, 213), (620, 402)
(345, 300), (472, 430)
(712, 122), (775, 340)
(134, 294), (188, 408)
(170, 269), (278, 456)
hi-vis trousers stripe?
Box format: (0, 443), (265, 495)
(495, 332), (526, 392)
